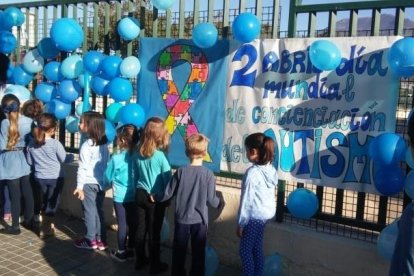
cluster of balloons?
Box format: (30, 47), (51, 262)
(0, 7), (25, 54)
(287, 188), (319, 219)
(368, 132), (406, 196)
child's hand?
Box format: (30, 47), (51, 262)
(148, 194), (156, 203)
(73, 188), (84, 200)
(65, 153), (75, 163)
(236, 226), (243, 238)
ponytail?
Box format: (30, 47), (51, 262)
(244, 132), (275, 165)
(7, 111), (20, 150)
(32, 125), (46, 146)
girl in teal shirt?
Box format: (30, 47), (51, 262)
(104, 124), (139, 262)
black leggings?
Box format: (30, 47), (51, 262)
(5, 175), (34, 228)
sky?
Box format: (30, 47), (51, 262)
(168, 0), (414, 32)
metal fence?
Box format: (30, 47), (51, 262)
(2, 0), (414, 243)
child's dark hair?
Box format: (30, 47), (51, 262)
(32, 113), (57, 146)
(117, 124), (139, 152)
(1, 94), (20, 150)
(81, 111), (108, 146)
(244, 132), (275, 165)
(22, 99), (44, 120)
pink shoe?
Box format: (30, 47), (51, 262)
(96, 240), (108, 251)
(3, 213), (11, 222)
(74, 238), (95, 250)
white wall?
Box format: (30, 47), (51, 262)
(61, 163), (390, 276)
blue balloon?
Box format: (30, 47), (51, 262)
(61, 54), (83, 79)
(404, 170), (414, 199)
(4, 7), (25, 26)
(37, 37), (60, 59)
(151, 0), (175, 10)
(50, 18), (84, 52)
(377, 220), (399, 261)
(65, 115), (79, 133)
(287, 188), (319, 219)
(119, 103), (145, 127)
(160, 218), (170, 243)
(34, 82), (56, 103)
(406, 148), (414, 169)
(232, 12), (261, 43)
(48, 99), (71, 119)
(12, 65), (33, 86)
(264, 253), (283, 276)
(77, 73), (92, 88)
(6, 63), (14, 82)
(105, 102), (123, 123)
(107, 77), (133, 102)
(100, 55), (122, 79)
(75, 101), (92, 116)
(91, 74), (110, 96)
(5, 85), (31, 102)
(43, 61), (64, 82)
(388, 37), (414, 78)
(83, 51), (105, 75)
(22, 49), (44, 74)
(369, 133), (407, 166)
(0, 31), (17, 54)
(374, 165), (405, 196)
(0, 11), (13, 31)
(205, 246), (219, 276)
(309, 40), (342, 71)
(58, 79), (81, 103)
(192, 23), (218, 49)
(105, 120), (116, 143)
(117, 17), (140, 41)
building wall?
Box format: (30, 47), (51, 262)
(61, 163), (390, 276)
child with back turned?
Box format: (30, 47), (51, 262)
(73, 111), (109, 250)
(103, 124), (139, 262)
(389, 113), (414, 276)
(237, 132), (278, 276)
(160, 133), (222, 276)
(0, 94), (34, 235)
(25, 113), (66, 238)
(133, 117), (172, 274)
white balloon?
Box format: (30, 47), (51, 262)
(120, 56), (141, 78)
(22, 49), (44, 74)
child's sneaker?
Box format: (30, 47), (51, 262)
(110, 250), (127, 262)
(74, 238), (95, 250)
(96, 240), (108, 251)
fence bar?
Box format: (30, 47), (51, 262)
(178, 0), (185, 37)
(328, 11), (337, 37)
(349, 9), (358, 37)
(395, 7), (405, 36)
(271, 0), (280, 38)
(371, 8), (380, 36)
(308, 12), (316, 37)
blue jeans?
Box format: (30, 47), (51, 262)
(35, 177), (64, 216)
(114, 201), (137, 251)
(81, 184), (106, 242)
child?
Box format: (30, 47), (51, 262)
(22, 99), (44, 223)
(133, 117), (172, 273)
(73, 111), (109, 250)
(103, 124), (139, 262)
(390, 113), (414, 275)
(25, 113), (67, 238)
(237, 132), (278, 276)
(0, 94), (34, 235)
(160, 133), (222, 276)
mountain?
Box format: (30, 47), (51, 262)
(335, 14), (414, 31)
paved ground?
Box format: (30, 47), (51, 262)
(0, 213), (240, 276)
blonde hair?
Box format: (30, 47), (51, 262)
(185, 133), (209, 159)
(139, 117), (170, 158)
(1, 94), (20, 150)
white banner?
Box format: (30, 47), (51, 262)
(221, 36), (401, 193)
